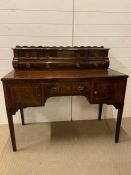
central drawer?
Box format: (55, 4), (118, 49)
(44, 81), (91, 98)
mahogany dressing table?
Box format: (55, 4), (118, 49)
(1, 46), (128, 151)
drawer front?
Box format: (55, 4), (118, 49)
(8, 83), (42, 107)
(44, 81), (91, 99)
(92, 79), (126, 103)
(44, 82), (72, 97)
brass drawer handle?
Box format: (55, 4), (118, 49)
(26, 63), (30, 68)
(94, 90), (98, 95)
(51, 87), (58, 92)
(77, 85), (84, 91)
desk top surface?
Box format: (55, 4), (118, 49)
(1, 68), (128, 81)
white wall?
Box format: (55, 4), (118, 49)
(0, 0), (131, 124)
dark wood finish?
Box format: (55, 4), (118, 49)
(1, 46), (128, 151)
(115, 104), (124, 143)
(12, 46), (110, 70)
(7, 82), (42, 108)
(98, 104), (103, 120)
(20, 109), (25, 125)
(92, 79), (126, 104)
(7, 113), (16, 152)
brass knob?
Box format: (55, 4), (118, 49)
(94, 90), (98, 95)
(38, 93), (41, 97)
(46, 63), (50, 68)
(76, 63), (80, 68)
